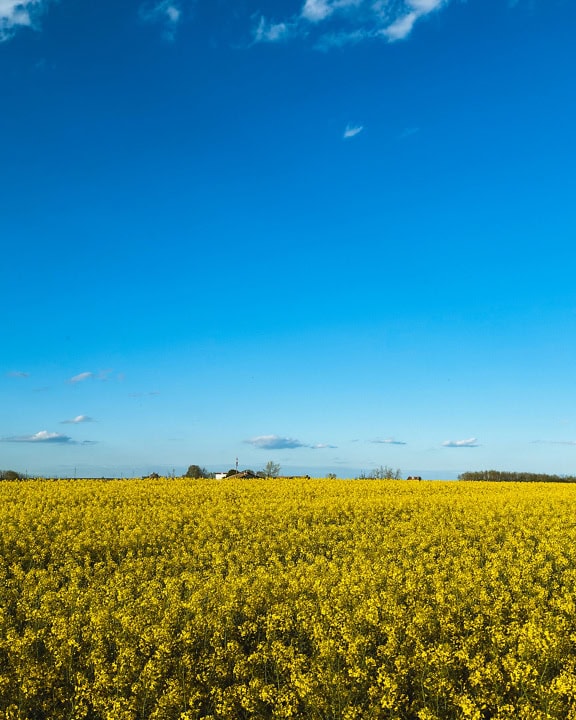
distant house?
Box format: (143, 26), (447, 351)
(219, 470), (263, 480)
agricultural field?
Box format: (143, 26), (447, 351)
(0, 478), (576, 720)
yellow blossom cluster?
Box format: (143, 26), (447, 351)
(0, 478), (576, 719)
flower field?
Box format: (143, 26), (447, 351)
(1, 478), (576, 719)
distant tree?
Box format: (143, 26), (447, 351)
(0, 470), (22, 481)
(358, 466), (402, 480)
(185, 465), (206, 479)
(264, 461), (281, 478)
(326, 472), (337, 480)
(226, 468), (238, 477)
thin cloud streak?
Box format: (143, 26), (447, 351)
(69, 372), (94, 384)
(61, 415), (95, 424)
(442, 438), (479, 448)
(531, 440), (576, 446)
(1, 430), (74, 444)
(246, 435), (306, 450)
(246, 435), (336, 450)
(371, 438), (407, 445)
(398, 126), (420, 139)
(343, 124), (363, 139)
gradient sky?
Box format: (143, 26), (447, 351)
(2, 0), (575, 478)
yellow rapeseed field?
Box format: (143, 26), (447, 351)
(0, 478), (575, 719)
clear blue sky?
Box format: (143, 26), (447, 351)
(2, 0), (576, 478)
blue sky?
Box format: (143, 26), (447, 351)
(2, 0), (576, 478)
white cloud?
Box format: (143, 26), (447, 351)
(301, 0), (333, 23)
(2, 430), (74, 443)
(69, 372), (93, 384)
(246, 435), (306, 450)
(254, 17), (293, 43)
(140, 0), (182, 40)
(408, 0), (445, 11)
(0, 0), (44, 41)
(381, 11), (418, 41)
(254, 0), (451, 46)
(343, 124), (364, 139)
(442, 438), (479, 448)
(61, 415), (94, 424)
(531, 440), (576, 446)
(246, 435), (336, 450)
(371, 438), (407, 445)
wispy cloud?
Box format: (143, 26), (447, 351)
(128, 391), (160, 398)
(380, 10), (417, 41)
(343, 124), (364, 139)
(61, 415), (94, 424)
(140, 0), (182, 40)
(1, 430), (74, 444)
(69, 372), (93, 384)
(442, 437), (479, 448)
(246, 435), (307, 450)
(0, 0), (49, 42)
(531, 440), (576, 446)
(253, 16), (294, 43)
(254, 0), (449, 47)
(371, 438), (407, 445)
(246, 434), (336, 450)
(398, 126), (420, 139)
(7, 371), (29, 378)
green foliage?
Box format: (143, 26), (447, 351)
(326, 472), (337, 480)
(357, 465), (402, 480)
(0, 469), (22, 481)
(459, 470), (576, 483)
(185, 464), (208, 479)
(264, 460), (280, 478)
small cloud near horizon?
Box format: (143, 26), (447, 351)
(246, 435), (307, 450)
(1, 430), (75, 444)
(531, 440), (576, 446)
(371, 438), (407, 445)
(69, 372), (93, 384)
(246, 435), (336, 450)
(61, 415), (95, 424)
(442, 438), (479, 448)
(7, 371), (29, 378)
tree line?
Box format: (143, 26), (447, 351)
(184, 461), (281, 479)
(458, 470), (576, 483)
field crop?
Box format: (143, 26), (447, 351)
(0, 478), (575, 719)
